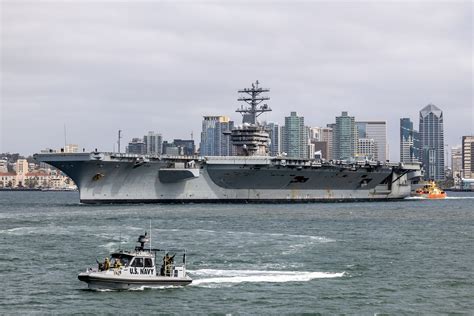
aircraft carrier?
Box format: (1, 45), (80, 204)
(35, 81), (422, 204)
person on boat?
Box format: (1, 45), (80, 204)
(96, 258), (104, 271)
(114, 258), (122, 269)
(163, 254), (170, 276)
(104, 257), (110, 270)
(163, 253), (175, 276)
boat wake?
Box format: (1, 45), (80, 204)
(405, 196), (474, 200)
(405, 196), (426, 200)
(188, 269), (345, 287)
(87, 285), (180, 292)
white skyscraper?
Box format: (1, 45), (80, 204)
(462, 136), (474, 179)
(356, 121), (387, 162)
(144, 131), (163, 155)
(356, 138), (377, 161)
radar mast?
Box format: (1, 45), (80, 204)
(230, 81), (272, 156)
(236, 80), (272, 125)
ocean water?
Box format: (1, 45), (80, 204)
(0, 191), (472, 314)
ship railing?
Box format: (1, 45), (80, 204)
(108, 152), (202, 161)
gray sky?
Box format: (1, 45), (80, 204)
(1, 0), (472, 161)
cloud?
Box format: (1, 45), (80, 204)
(1, 1), (472, 159)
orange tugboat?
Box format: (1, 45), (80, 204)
(414, 181), (447, 199)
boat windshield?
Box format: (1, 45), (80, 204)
(111, 253), (133, 267)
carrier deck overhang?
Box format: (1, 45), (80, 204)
(34, 152), (422, 204)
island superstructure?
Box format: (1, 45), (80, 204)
(34, 81), (422, 203)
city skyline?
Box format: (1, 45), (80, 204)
(1, 2), (472, 159)
(2, 104), (472, 162)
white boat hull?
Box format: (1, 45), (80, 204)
(78, 272), (192, 290)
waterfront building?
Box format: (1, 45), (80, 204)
(419, 104), (445, 180)
(333, 112), (357, 160)
(309, 127), (320, 141)
(24, 171), (50, 188)
(173, 139), (195, 156)
(281, 112), (308, 159)
(321, 127), (334, 160)
(0, 172), (16, 187)
(14, 159), (29, 187)
(312, 141), (328, 160)
(216, 120), (234, 156)
(451, 145), (462, 184)
(0, 158), (77, 189)
(264, 122), (281, 156)
(400, 118), (420, 163)
(307, 142), (315, 160)
(162, 141), (182, 156)
(15, 159), (28, 174)
(144, 131), (163, 155)
(64, 144), (79, 153)
(200, 116), (234, 156)
(356, 121), (387, 162)
(308, 127), (333, 160)
(0, 159), (7, 173)
(126, 138), (146, 155)
(462, 136), (474, 179)
(356, 138), (377, 161)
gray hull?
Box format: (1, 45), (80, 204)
(35, 153), (422, 203)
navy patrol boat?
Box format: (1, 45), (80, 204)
(78, 232), (192, 290)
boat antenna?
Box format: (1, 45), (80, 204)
(63, 124), (67, 148)
(119, 230), (123, 251)
(118, 129), (122, 153)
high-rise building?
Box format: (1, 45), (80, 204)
(216, 120), (234, 156)
(356, 138), (376, 161)
(64, 144), (79, 153)
(200, 116), (234, 156)
(321, 126), (334, 160)
(126, 138), (146, 154)
(308, 127), (333, 160)
(15, 159), (28, 175)
(264, 122), (280, 156)
(462, 136), (474, 179)
(419, 104), (445, 180)
(281, 112), (308, 158)
(144, 131), (163, 155)
(173, 139), (195, 156)
(451, 145), (462, 181)
(356, 121), (387, 161)
(400, 118), (420, 163)
(162, 141), (182, 156)
(15, 158), (29, 187)
(333, 111), (356, 160)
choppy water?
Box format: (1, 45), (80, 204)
(0, 191), (473, 314)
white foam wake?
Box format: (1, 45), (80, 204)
(405, 196), (425, 200)
(189, 269), (345, 286)
(406, 196), (474, 200)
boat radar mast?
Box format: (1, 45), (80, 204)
(230, 81), (272, 156)
(236, 80), (272, 125)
